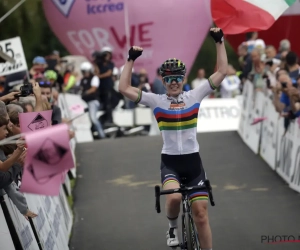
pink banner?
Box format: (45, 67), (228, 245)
(20, 164), (62, 196)
(43, 0), (212, 81)
(23, 123), (74, 180)
(19, 110), (53, 133)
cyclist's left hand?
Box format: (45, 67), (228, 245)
(210, 27), (224, 44)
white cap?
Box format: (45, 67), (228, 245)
(254, 39), (266, 50)
(80, 61), (93, 72)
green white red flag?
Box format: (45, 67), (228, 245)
(211, 0), (297, 34)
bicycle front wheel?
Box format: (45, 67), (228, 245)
(183, 213), (201, 250)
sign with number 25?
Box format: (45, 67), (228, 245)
(0, 37), (28, 77)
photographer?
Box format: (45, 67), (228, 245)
(93, 47), (115, 125)
(272, 71), (299, 131)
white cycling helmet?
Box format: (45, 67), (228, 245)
(101, 46), (113, 53)
(113, 67), (119, 76)
(80, 61), (93, 72)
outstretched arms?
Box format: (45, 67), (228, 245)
(208, 28), (228, 89)
(118, 46), (143, 103)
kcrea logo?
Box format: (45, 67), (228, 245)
(86, 0), (124, 15)
(51, 0), (76, 17)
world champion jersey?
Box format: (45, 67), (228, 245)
(138, 80), (213, 155)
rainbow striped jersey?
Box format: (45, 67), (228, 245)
(138, 80), (213, 155)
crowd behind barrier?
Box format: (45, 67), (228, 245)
(238, 80), (300, 194)
(0, 93), (76, 250)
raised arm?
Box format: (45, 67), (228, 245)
(208, 28), (228, 89)
(119, 46), (143, 102)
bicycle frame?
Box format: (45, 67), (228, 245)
(155, 179), (215, 249)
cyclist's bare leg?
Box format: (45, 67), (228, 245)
(191, 200), (212, 249)
(164, 182), (181, 223)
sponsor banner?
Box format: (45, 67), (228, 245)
(243, 91), (265, 154)
(289, 120), (300, 192)
(0, 206), (15, 250)
(4, 195), (40, 250)
(238, 81), (253, 141)
(197, 98), (241, 133)
(260, 96), (278, 170)
(238, 80), (300, 194)
(275, 119), (295, 183)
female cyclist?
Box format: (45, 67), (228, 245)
(119, 27), (228, 250)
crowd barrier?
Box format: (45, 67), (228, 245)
(62, 93), (242, 143)
(238, 80), (300, 194)
(0, 94), (76, 250)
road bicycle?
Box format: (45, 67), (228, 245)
(155, 179), (215, 250)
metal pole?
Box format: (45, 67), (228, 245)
(0, 0), (27, 24)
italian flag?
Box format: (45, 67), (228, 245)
(211, 0), (296, 34)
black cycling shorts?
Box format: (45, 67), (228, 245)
(160, 152), (208, 203)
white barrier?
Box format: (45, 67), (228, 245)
(197, 98), (241, 133)
(238, 81), (300, 194)
(0, 205), (15, 249)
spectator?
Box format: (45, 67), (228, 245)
(79, 61), (106, 139)
(276, 39), (291, 59)
(264, 58), (281, 89)
(29, 56), (47, 80)
(0, 101), (37, 220)
(237, 44), (252, 80)
(38, 80), (62, 125)
(244, 32), (266, 54)
(285, 51), (300, 81)
(249, 48), (267, 91)
(182, 78), (191, 92)
(94, 47), (115, 125)
(191, 68), (207, 89)
(152, 68), (166, 94)
(272, 72), (299, 131)
(220, 65), (241, 98)
(138, 69), (152, 93)
(0, 75), (8, 97)
(63, 63), (77, 93)
(44, 70), (59, 104)
(120, 65), (138, 109)
(265, 45), (277, 60)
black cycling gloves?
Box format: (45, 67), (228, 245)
(210, 28), (224, 44)
(127, 47), (143, 62)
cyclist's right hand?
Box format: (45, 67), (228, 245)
(127, 46), (143, 62)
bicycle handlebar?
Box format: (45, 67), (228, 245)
(155, 179), (215, 213)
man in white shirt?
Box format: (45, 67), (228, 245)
(191, 68), (207, 89)
(220, 65), (241, 98)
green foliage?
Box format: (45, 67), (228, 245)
(188, 33), (239, 82)
(0, 0), (68, 68)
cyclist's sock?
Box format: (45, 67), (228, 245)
(167, 215), (178, 228)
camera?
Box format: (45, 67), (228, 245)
(18, 81), (33, 97)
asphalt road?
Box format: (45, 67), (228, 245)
(69, 132), (300, 250)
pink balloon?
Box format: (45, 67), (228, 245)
(43, 0), (212, 81)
